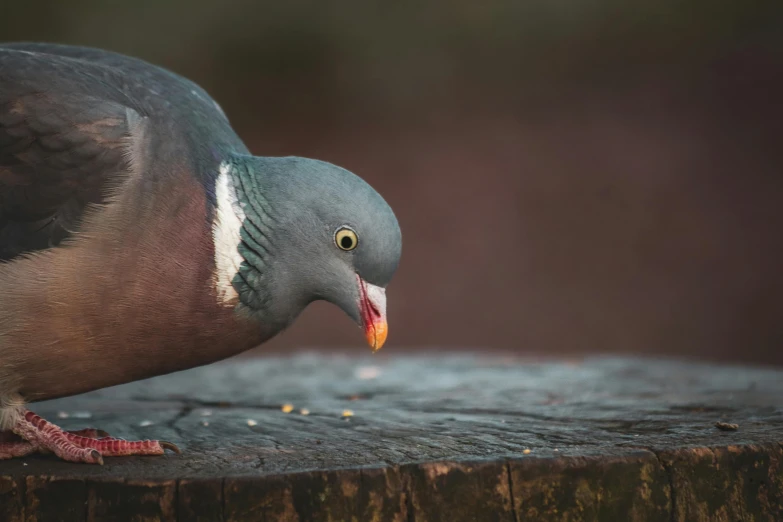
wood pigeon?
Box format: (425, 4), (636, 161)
(0, 43), (401, 464)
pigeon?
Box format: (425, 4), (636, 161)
(0, 43), (401, 464)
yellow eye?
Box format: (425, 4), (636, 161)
(335, 227), (358, 251)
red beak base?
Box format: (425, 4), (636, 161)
(358, 277), (388, 352)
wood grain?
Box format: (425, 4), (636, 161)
(1, 353), (782, 521)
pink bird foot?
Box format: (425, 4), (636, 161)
(1, 410), (180, 464)
(0, 440), (37, 459)
(66, 427), (112, 439)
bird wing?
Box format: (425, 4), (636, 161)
(0, 47), (142, 260)
(0, 42), (228, 121)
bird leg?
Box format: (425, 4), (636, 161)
(0, 429), (36, 459)
(0, 428), (114, 459)
(60, 431), (176, 457)
(0, 420), (109, 460)
(0, 439), (38, 459)
(0, 427), (111, 460)
(1, 410), (180, 464)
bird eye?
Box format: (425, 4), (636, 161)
(335, 227), (358, 251)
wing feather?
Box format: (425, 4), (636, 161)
(0, 48), (142, 259)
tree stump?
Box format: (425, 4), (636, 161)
(0, 354), (781, 521)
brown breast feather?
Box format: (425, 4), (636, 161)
(0, 164), (265, 403)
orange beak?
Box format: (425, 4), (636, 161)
(358, 277), (388, 352)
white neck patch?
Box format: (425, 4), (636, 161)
(212, 162), (245, 305)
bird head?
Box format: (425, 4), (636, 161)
(216, 155), (401, 351)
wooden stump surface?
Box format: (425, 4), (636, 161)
(1, 353), (782, 521)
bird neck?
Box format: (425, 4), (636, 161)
(220, 155), (306, 332)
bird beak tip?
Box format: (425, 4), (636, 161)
(366, 319), (388, 352)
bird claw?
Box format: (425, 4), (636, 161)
(6, 410), (180, 464)
(88, 449), (104, 465)
(160, 441), (181, 454)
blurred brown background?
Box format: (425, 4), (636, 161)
(3, 1), (782, 364)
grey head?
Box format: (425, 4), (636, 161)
(218, 155), (401, 350)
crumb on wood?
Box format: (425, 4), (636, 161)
(300, 408), (310, 415)
(342, 409), (354, 418)
(523, 448), (531, 454)
(355, 365), (381, 380)
(281, 404), (294, 413)
(715, 421), (739, 431)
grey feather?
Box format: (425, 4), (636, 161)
(0, 43), (401, 406)
(227, 155), (401, 328)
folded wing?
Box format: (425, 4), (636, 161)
(0, 48), (141, 260)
